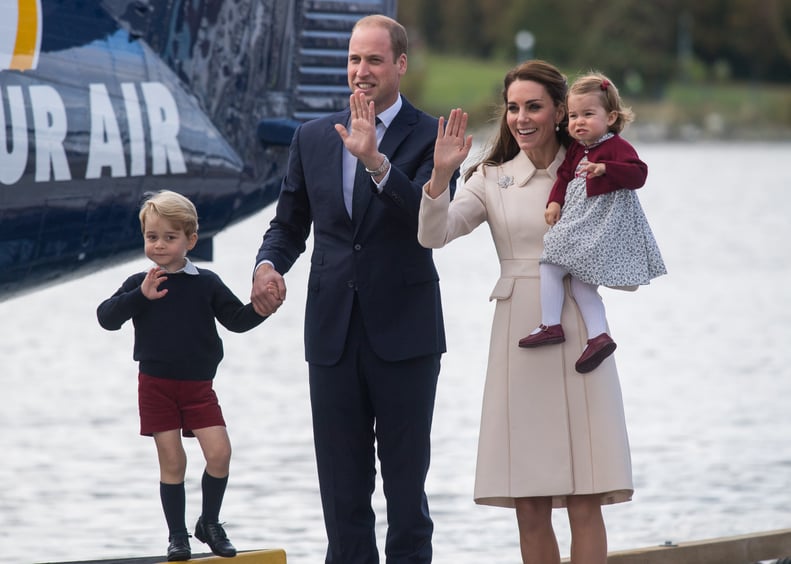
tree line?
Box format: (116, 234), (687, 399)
(398, 0), (791, 97)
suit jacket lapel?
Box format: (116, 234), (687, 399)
(379, 98), (418, 156)
(327, 111), (353, 226)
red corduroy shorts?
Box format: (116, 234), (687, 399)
(138, 372), (226, 437)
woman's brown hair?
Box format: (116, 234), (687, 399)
(465, 60), (569, 181)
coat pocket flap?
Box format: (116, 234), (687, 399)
(489, 277), (514, 301)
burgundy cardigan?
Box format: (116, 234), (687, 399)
(548, 134), (647, 207)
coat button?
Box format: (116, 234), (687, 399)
(354, 244), (362, 251)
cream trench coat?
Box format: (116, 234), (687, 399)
(419, 148), (633, 508)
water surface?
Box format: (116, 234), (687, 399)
(2, 142), (790, 563)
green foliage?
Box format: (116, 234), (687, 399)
(662, 81), (791, 130)
(401, 50), (791, 137)
(397, 0), (791, 86)
(396, 0), (791, 138)
(401, 52), (512, 125)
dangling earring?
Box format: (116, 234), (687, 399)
(555, 124), (559, 132)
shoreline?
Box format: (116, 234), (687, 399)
(627, 122), (791, 143)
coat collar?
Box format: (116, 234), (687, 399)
(491, 146), (566, 188)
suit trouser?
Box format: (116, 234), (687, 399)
(309, 299), (440, 564)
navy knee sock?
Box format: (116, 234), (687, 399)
(160, 482), (187, 536)
(201, 471), (228, 524)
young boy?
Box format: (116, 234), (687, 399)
(97, 190), (267, 560)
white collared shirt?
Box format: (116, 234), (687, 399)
(158, 257), (199, 275)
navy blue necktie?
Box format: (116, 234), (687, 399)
(352, 159), (369, 223)
(352, 118), (382, 223)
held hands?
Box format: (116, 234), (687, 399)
(141, 266), (168, 300)
(426, 108), (473, 198)
(545, 202), (562, 226)
(334, 91), (383, 172)
(251, 263), (286, 316)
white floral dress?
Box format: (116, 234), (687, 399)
(541, 133), (666, 287)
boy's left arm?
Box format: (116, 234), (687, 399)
(212, 277), (269, 332)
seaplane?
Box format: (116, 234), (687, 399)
(0, 0), (396, 305)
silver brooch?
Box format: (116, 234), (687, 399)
(497, 175), (514, 189)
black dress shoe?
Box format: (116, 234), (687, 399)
(194, 516), (237, 558)
(166, 532), (191, 561)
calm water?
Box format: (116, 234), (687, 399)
(2, 142), (790, 564)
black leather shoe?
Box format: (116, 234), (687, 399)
(166, 532), (191, 561)
(194, 516), (237, 558)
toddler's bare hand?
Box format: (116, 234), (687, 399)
(545, 202), (562, 226)
(584, 161), (606, 177)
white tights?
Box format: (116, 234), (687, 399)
(538, 263), (608, 339)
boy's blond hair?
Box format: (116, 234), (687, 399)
(139, 190), (199, 236)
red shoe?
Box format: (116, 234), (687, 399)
(518, 324), (565, 348)
(575, 333), (617, 373)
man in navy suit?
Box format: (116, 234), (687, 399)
(251, 14), (455, 564)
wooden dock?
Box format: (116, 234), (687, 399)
(44, 548), (286, 564)
(42, 529), (791, 563)
(565, 529), (791, 564)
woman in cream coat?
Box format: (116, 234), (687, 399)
(418, 60), (633, 564)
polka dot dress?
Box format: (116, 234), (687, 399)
(541, 135), (667, 288)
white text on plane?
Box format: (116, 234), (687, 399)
(0, 81), (186, 185)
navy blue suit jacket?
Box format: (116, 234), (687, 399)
(256, 97), (452, 366)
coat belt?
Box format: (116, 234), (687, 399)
(499, 259), (541, 279)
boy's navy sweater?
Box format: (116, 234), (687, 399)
(97, 268), (267, 381)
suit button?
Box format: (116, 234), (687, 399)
(354, 244), (362, 251)
(347, 281), (355, 288)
